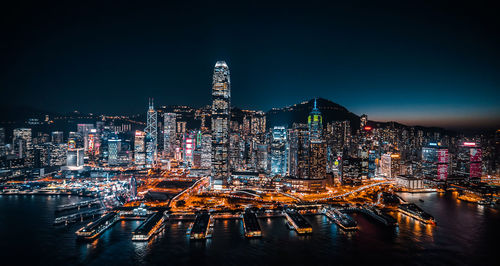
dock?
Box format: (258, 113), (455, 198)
(56, 199), (101, 212)
(360, 207), (398, 227)
(284, 209), (312, 234)
(132, 212), (166, 241)
(243, 211), (262, 238)
(189, 213), (213, 240)
(54, 208), (106, 225)
(323, 207), (358, 231)
(75, 212), (119, 240)
(398, 203), (435, 224)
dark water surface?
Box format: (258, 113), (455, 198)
(0, 192), (498, 265)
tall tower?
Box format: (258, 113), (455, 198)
(308, 98), (323, 141)
(211, 61), (231, 189)
(308, 99), (327, 180)
(144, 98), (158, 167)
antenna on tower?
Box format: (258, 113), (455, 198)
(148, 97), (154, 110)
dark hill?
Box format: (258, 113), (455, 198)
(266, 98), (361, 131)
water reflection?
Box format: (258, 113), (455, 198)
(1, 193), (499, 265)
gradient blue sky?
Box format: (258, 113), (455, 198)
(1, 1), (499, 128)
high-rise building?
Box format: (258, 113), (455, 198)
(309, 141), (327, 179)
(296, 126), (310, 179)
(422, 143), (449, 181)
(229, 133), (242, 171)
(130, 176), (137, 199)
(144, 98), (158, 166)
(50, 143), (67, 166)
(360, 114), (368, 129)
(0, 127), (5, 146)
(108, 137), (121, 166)
(201, 133), (212, 169)
(308, 99), (323, 142)
(77, 124), (95, 152)
(51, 131), (64, 144)
(271, 126), (288, 176)
(380, 152), (401, 178)
(256, 144), (268, 173)
(67, 146), (84, 168)
(455, 142), (482, 183)
(13, 128), (32, 162)
(308, 101), (326, 180)
(163, 113), (176, 158)
(211, 61), (231, 189)
(183, 131), (195, 165)
(134, 130), (146, 165)
(145, 133), (155, 168)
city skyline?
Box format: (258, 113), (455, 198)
(1, 1), (499, 129)
(1, 2), (500, 264)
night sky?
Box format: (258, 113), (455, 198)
(1, 1), (499, 128)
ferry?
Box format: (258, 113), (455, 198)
(398, 203), (435, 225)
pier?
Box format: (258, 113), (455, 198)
(362, 207), (397, 227)
(189, 213), (213, 240)
(323, 207), (358, 231)
(56, 199), (101, 212)
(398, 203), (435, 224)
(341, 206), (397, 227)
(54, 208), (106, 225)
(284, 209), (312, 234)
(132, 212), (166, 241)
(242, 211), (262, 238)
(75, 212), (119, 240)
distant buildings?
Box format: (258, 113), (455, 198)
(0, 60), (494, 189)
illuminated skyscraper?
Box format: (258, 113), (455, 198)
(13, 128), (32, 164)
(108, 136), (121, 166)
(455, 142), (482, 183)
(271, 126), (288, 176)
(211, 61), (231, 189)
(422, 143), (449, 181)
(51, 131), (64, 144)
(144, 98), (157, 166)
(163, 113), (176, 158)
(0, 127), (5, 146)
(308, 99), (323, 142)
(360, 114), (368, 129)
(308, 100), (326, 180)
(134, 130), (146, 165)
(201, 133), (212, 169)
